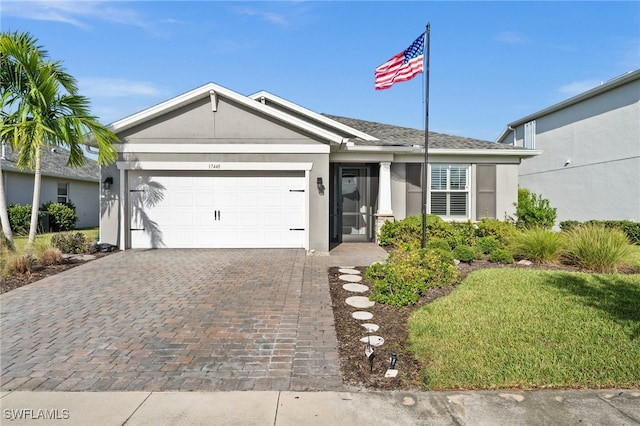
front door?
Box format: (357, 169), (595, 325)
(339, 166), (371, 242)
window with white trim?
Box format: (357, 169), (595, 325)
(57, 183), (69, 204)
(524, 120), (536, 149)
(430, 164), (469, 219)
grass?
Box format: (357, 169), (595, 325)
(514, 227), (564, 264)
(563, 223), (634, 273)
(408, 268), (640, 390)
(1, 228), (98, 274)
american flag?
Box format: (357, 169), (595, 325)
(374, 33), (425, 90)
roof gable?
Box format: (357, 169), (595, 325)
(109, 83), (348, 144)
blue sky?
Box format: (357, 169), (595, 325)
(2, 1), (639, 142)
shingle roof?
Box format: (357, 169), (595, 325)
(1, 145), (99, 182)
(323, 114), (526, 150)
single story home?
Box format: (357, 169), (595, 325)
(497, 69), (640, 225)
(99, 82), (539, 252)
(1, 144), (100, 229)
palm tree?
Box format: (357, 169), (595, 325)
(0, 31), (118, 254)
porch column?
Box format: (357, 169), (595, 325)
(377, 162), (393, 215)
(375, 162), (394, 243)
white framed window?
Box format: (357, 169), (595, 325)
(524, 120), (536, 149)
(57, 183), (69, 203)
(429, 164), (470, 219)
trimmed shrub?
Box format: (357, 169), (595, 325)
(41, 202), (77, 232)
(425, 238), (452, 252)
(378, 215), (457, 248)
(378, 216), (422, 247)
(514, 227), (564, 264)
(475, 218), (519, 246)
(453, 245), (475, 263)
(51, 232), (87, 254)
(451, 221), (477, 248)
(488, 248), (514, 264)
(563, 223), (633, 273)
(514, 188), (557, 230)
(475, 236), (501, 254)
(559, 220), (581, 232)
(365, 246), (460, 307)
(7, 204), (32, 235)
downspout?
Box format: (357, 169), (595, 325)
(508, 126), (516, 146)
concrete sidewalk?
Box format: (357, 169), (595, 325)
(1, 389), (639, 425)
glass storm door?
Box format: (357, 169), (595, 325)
(340, 166), (370, 242)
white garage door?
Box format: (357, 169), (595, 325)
(128, 171), (306, 248)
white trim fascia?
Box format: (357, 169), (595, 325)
(342, 145), (541, 157)
(119, 168), (125, 251)
(249, 91), (379, 142)
(421, 148), (542, 157)
(108, 83), (346, 144)
(116, 161), (314, 171)
(116, 144), (330, 154)
(304, 169), (310, 251)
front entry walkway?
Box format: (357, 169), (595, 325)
(0, 247), (390, 392)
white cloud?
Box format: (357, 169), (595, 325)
(232, 6), (290, 27)
(2, 1), (153, 30)
(496, 31), (529, 45)
(558, 79), (601, 96)
(79, 78), (165, 98)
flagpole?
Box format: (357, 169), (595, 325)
(421, 23), (431, 249)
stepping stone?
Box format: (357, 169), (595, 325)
(340, 265), (356, 269)
(339, 274), (362, 283)
(342, 283), (369, 293)
(385, 369), (399, 378)
(345, 296), (375, 309)
(352, 311), (373, 320)
(62, 254), (97, 261)
(339, 268), (361, 275)
(361, 323), (379, 332)
(359, 335), (385, 347)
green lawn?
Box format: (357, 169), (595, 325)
(408, 268), (640, 390)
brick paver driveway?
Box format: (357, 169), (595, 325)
(1, 249), (353, 392)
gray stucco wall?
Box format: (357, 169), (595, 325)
(100, 94), (331, 251)
(3, 171), (99, 229)
(516, 78), (640, 224)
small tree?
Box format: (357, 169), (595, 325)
(1, 31), (117, 254)
(514, 188), (557, 230)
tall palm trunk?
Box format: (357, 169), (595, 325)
(25, 146), (42, 254)
(0, 159), (16, 252)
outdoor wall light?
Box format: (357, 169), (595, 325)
(103, 176), (113, 190)
(316, 177), (325, 195)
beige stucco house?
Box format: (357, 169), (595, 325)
(497, 69), (640, 225)
(100, 82), (538, 252)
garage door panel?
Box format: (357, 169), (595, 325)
(129, 171), (306, 249)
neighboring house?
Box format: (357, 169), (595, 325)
(497, 69), (640, 225)
(99, 82), (538, 252)
(1, 145), (100, 229)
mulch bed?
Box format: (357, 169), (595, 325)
(328, 258), (639, 391)
(0, 252), (114, 294)
(328, 266), (455, 390)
